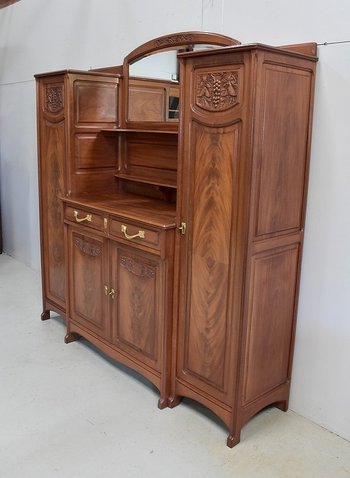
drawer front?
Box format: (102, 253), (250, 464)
(110, 218), (160, 250)
(64, 205), (105, 231)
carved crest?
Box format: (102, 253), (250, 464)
(45, 85), (64, 113)
(74, 237), (101, 256)
(155, 34), (194, 47)
(196, 71), (239, 111)
(120, 256), (155, 279)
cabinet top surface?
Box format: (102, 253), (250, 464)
(62, 192), (176, 229)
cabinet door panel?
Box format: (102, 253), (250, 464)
(68, 229), (109, 339)
(110, 243), (161, 371)
(177, 121), (241, 404)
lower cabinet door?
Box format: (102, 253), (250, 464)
(68, 228), (109, 339)
(109, 242), (161, 372)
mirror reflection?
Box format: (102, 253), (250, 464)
(127, 44), (221, 123)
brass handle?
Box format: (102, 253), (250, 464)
(104, 285), (108, 296)
(121, 224), (145, 240)
(74, 210), (92, 223)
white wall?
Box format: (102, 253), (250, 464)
(1, 0), (349, 442)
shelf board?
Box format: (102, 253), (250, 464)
(101, 128), (178, 135)
(115, 173), (177, 189)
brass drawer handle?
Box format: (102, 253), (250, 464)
(74, 210), (92, 223)
(121, 224), (145, 240)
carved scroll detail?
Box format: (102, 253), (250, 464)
(120, 256), (155, 279)
(196, 71), (239, 111)
(155, 34), (194, 47)
(74, 237), (101, 256)
(45, 85), (64, 113)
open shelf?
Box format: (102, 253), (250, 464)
(101, 128), (178, 135)
(115, 173), (177, 189)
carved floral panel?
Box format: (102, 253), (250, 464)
(45, 85), (64, 114)
(196, 71), (239, 111)
(74, 237), (101, 257)
(120, 255), (155, 279)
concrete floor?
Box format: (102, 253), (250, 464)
(0, 253), (349, 478)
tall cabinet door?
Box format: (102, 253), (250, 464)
(109, 242), (162, 372)
(68, 228), (109, 339)
(37, 75), (67, 313)
(176, 62), (246, 405)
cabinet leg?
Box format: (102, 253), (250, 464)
(227, 431), (241, 448)
(158, 397), (169, 410)
(276, 399), (289, 412)
(64, 332), (80, 344)
(167, 395), (182, 409)
(41, 310), (50, 321)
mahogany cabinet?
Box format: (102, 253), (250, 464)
(63, 194), (176, 406)
(35, 70), (120, 319)
(36, 32), (317, 447)
(172, 44), (317, 446)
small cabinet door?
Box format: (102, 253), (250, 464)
(109, 242), (162, 372)
(68, 228), (109, 339)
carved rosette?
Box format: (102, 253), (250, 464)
(196, 71), (239, 111)
(120, 256), (155, 279)
(155, 34), (194, 47)
(45, 85), (64, 113)
(74, 237), (101, 256)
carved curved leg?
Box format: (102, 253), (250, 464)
(64, 332), (80, 344)
(227, 431), (241, 448)
(41, 310), (50, 321)
(167, 395), (182, 409)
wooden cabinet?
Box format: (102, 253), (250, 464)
(36, 32), (317, 447)
(36, 71), (120, 319)
(63, 195), (176, 407)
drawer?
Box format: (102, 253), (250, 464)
(110, 218), (160, 250)
(64, 205), (105, 231)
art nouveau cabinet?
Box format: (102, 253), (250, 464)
(36, 32), (317, 447)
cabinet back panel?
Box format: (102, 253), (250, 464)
(74, 80), (118, 125)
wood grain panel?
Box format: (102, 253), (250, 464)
(255, 65), (312, 236)
(110, 245), (160, 370)
(42, 118), (66, 305)
(128, 86), (165, 122)
(74, 81), (118, 124)
(179, 122), (240, 395)
(70, 231), (109, 338)
(243, 245), (299, 403)
(75, 134), (117, 170)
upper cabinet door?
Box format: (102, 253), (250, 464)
(175, 59), (247, 405)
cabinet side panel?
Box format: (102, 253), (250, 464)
(37, 77), (66, 309)
(243, 245), (299, 404)
(178, 122), (240, 398)
(44, 120), (66, 303)
(255, 65), (312, 237)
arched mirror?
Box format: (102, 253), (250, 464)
(123, 32), (240, 127)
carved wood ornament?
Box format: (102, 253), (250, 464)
(196, 71), (239, 111)
(120, 256), (155, 279)
(74, 237), (101, 256)
(45, 85), (64, 113)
